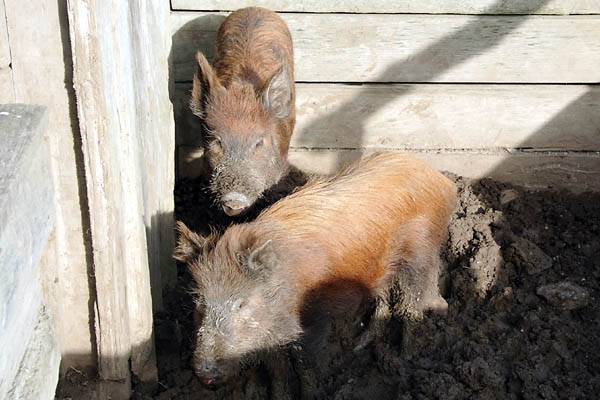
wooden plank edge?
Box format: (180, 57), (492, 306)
(288, 149), (600, 193)
(171, 0), (600, 15)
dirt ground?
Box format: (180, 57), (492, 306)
(56, 170), (600, 400)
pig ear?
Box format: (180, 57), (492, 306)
(190, 51), (222, 118)
(260, 66), (293, 119)
(246, 239), (278, 275)
(173, 221), (207, 262)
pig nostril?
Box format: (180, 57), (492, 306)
(222, 192), (249, 205)
(222, 192), (250, 216)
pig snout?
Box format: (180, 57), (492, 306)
(194, 360), (223, 388)
(222, 192), (251, 216)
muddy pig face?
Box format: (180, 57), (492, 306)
(174, 222), (301, 387)
(190, 53), (294, 216)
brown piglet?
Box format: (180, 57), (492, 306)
(190, 7), (295, 217)
(175, 153), (457, 387)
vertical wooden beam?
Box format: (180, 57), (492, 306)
(66, 0), (174, 398)
(67, 2), (133, 395)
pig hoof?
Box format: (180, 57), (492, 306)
(425, 295), (448, 316)
(353, 328), (381, 352)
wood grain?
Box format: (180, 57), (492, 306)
(68, 0), (174, 396)
(178, 144), (600, 192)
(288, 150), (600, 193)
(0, 3), (10, 67)
(171, 13), (600, 83)
(0, 67), (14, 102)
(171, 0), (600, 14)
(173, 83), (600, 151)
(0, 105), (54, 399)
(5, 0), (92, 376)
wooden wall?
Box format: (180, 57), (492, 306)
(3, 0), (95, 376)
(0, 3), (13, 103)
(4, 1), (176, 397)
(170, 0), (600, 192)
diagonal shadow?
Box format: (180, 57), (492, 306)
(293, 0), (553, 171)
(170, 0), (554, 177)
(474, 86), (600, 197)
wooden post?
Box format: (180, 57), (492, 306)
(66, 0), (174, 397)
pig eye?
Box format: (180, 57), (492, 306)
(253, 138), (265, 151)
(233, 299), (248, 311)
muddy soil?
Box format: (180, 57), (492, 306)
(56, 172), (600, 400)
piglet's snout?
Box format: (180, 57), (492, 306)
(194, 362), (222, 388)
(222, 192), (250, 216)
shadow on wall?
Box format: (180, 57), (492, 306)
(168, 14), (227, 178)
(473, 87), (600, 193)
(165, 0), (600, 195)
(167, 0), (556, 172)
(293, 0), (558, 171)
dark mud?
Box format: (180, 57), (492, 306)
(57, 171), (600, 400)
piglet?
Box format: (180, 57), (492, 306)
(175, 152), (457, 386)
(190, 7), (295, 216)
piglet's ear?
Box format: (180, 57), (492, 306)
(173, 221), (207, 263)
(246, 239), (278, 275)
(190, 51), (223, 118)
(260, 66), (293, 119)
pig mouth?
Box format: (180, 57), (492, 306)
(197, 375), (222, 389)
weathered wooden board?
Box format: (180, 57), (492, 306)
(173, 83), (600, 151)
(288, 150), (600, 193)
(0, 3), (10, 67)
(172, 0), (600, 14)
(0, 67), (14, 103)
(178, 145), (600, 192)
(171, 13), (600, 83)
(5, 0), (93, 377)
(0, 105), (54, 400)
(1, 0), (13, 102)
(68, 0), (174, 397)
(7, 307), (61, 400)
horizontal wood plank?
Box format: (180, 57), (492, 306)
(177, 145), (600, 193)
(171, 0), (600, 14)
(288, 150), (600, 193)
(171, 13), (600, 83)
(173, 83), (600, 151)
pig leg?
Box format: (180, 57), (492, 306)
(288, 345), (325, 400)
(301, 281), (371, 353)
(264, 352), (298, 400)
(385, 217), (448, 320)
(397, 251), (448, 319)
(353, 289), (392, 352)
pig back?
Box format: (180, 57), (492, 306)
(258, 153), (457, 289)
(213, 7), (294, 88)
